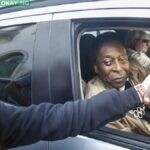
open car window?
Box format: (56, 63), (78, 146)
(73, 18), (150, 148)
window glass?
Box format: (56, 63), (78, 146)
(0, 24), (37, 106)
(0, 52), (24, 78)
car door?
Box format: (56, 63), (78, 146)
(0, 9), (53, 149)
(46, 2), (150, 150)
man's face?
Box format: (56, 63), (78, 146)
(134, 34), (149, 53)
(94, 41), (129, 89)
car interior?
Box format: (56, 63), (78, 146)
(80, 29), (150, 83)
(79, 26), (150, 144)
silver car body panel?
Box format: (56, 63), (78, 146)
(3, 0), (150, 149)
(0, 0), (149, 26)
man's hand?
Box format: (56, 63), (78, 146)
(141, 75), (150, 105)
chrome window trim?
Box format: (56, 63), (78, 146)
(53, 9), (150, 20)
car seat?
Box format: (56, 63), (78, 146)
(80, 34), (96, 82)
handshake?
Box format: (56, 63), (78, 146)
(136, 74), (150, 106)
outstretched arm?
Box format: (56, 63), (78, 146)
(0, 87), (141, 148)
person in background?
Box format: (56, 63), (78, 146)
(85, 32), (150, 135)
(126, 30), (150, 71)
(0, 76), (150, 149)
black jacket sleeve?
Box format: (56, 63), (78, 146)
(0, 87), (140, 148)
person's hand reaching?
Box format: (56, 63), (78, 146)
(135, 75), (150, 106)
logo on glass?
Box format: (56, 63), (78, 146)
(0, 0), (30, 6)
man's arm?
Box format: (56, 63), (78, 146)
(0, 88), (140, 148)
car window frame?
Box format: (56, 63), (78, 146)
(71, 17), (150, 149)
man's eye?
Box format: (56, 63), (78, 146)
(119, 57), (128, 63)
(103, 60), (112, 66)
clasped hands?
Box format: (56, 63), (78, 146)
(137, 75), (150, 106)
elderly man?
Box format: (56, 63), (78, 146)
(85, 32), (150, 135)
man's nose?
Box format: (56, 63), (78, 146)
(112, 60), (122, 72)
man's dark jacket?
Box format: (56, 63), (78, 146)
(0, 88), (140, 149)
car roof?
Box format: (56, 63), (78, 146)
(0, 0), (150, 16)
(0, 0), (102, 14)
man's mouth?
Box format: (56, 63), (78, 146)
(113, 77), (126, 83)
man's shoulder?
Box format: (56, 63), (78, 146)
(85, 76), (106, 99)
(87, 76), (105, 88)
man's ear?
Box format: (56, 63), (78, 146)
(94, 65), (98, 74)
